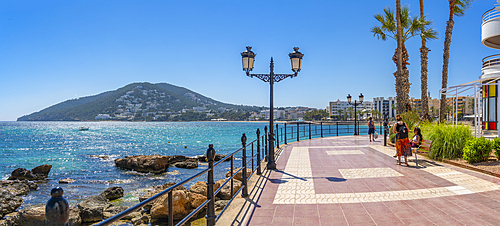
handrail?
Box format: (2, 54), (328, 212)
(483, 8), (499, 23)
(482, 54), (500, 68)
(95, 131), (264, 226)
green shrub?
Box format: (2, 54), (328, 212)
(463, 137), (493, 163)
(420, 122), (472, 159)
(400, 110), (420, 131)
(493, 138), (500, 160)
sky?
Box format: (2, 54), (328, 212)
(0, 0), (498, 121)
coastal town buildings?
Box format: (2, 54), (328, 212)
(328, 100), (373, 120)
(372, 97), (396, 120)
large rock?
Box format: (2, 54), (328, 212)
(7, 165), (52, 180)
(216, 179), (242, 200)
(225, 168), (252, 181)
(67, 207), (82, 226)
(102, 206), (141, 220)
(16, 204), (45, 226)
(31, 164), (52, 179)
(115, 155), (170, 174)
(171, 158), (198, 169)
(14, 205), (80, 226)
(102, 186), (124, 200)
(0, 189), (23, 218)
(77, 194), (112, 223)
(169, 155), (198, 169)
(149, 189), (207, 220)
(189, 181), (221, 197)
(215, 200), (230, 211)
(3, 181), (34, 196)
(139, 183), (187, 211)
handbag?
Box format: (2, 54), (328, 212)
(374, 131), (378, 140)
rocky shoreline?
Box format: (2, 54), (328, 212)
(0, 154), (239, 225)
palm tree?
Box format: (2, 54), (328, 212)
(440, 0), (474, 122)
(337, 109), (343, 121)
(396, 0), (404, 114)
(372, 5), (437, 113)
(419, 0), (437, 121)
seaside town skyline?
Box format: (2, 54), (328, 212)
(0, 1), (496, 121)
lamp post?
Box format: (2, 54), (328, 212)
(241, 46), (304, 170)
(347, 93), (364, 135)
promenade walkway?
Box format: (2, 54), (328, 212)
(217, 135), (500, 225)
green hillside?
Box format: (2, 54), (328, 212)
(17, 82), (263, 121)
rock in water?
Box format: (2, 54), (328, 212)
(102, 186), (124, 200)
(8, 165), (52, 180)
(59, 178), (76, 184)
(114, 155), (170, 174)
(31, 164), (52, 179)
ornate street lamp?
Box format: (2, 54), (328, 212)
(241, 46), (304, 170)
(347, 93), (364, 135)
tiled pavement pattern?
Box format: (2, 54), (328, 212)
(246, 136), (500, 225)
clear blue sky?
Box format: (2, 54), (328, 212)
(0, 0), (497, 121)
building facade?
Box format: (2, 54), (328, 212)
(328, 100), (373, 120)
(373, 97), (396, 119)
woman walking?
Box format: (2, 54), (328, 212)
(392, 114), (411, 166)
(368, 117), (376, 142)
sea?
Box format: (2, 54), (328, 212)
(0, 121), (372, 208)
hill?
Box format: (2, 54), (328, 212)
(17, 82), (264, 121)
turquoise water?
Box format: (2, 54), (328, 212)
(0, 121), (267, 207)
(0, 121), (376, 208)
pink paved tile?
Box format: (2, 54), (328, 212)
(245, 135), (500, 226)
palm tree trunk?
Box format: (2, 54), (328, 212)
(396, 0), (405, 114)
(420, 0), (430, 120)
(440, 0), (456, 122)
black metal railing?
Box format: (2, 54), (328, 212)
(93, 130), (265, 226)
(47, 120), (383, 226)
(275, 121), (383, 146)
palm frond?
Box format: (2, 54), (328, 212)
(454, 0), (474, 17)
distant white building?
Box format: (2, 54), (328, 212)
(193, 107), (207, 112)
(328, 100), (373, 119)
(95, 114), (111, 120)
(373, 97), (397, 119)
(260, 109), (286, 119)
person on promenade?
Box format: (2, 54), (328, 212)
(383, 118), (390, 134)
(393, 114), (410, 166)
(368, 117), (376, 142)
(411, 127), (422, 148)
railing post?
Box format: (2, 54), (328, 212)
(241, 133), (248, 197)
(284, 123), (287, 144)
(168, 190), (173, 226)
(321, 122), (323, 138)
(264, 126), (268, 162)
(256, 129), (262, 175)
(46, 187), (69, 226)
(276, 124), (279, 148)
(206, 144), (216, 226)
(336, 121), (339, 136)
(251, 143), (254, 172)
(309, 123), (311, 139)
(297, 123), (299, 141)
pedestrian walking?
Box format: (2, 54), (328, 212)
(392, 114), (410, 166)
(368, 117), (376, 142)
